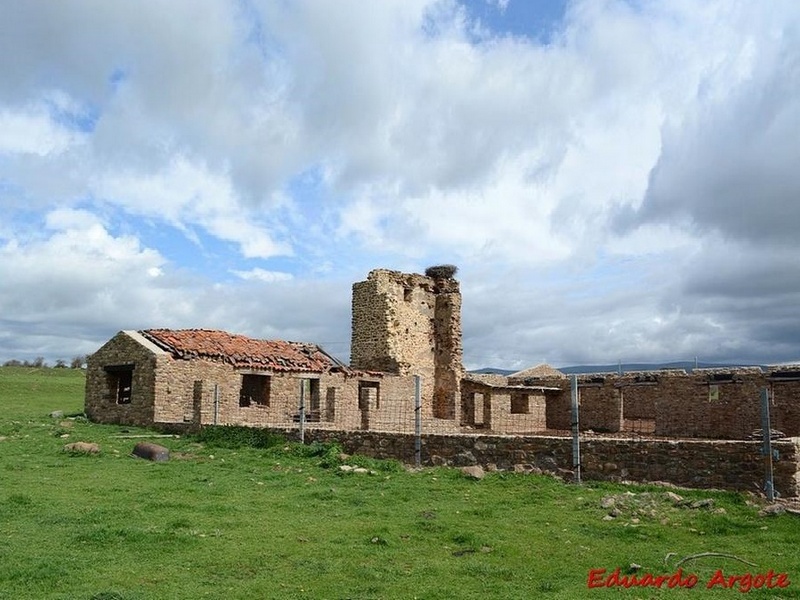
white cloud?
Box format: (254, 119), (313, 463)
(0, 209), (171, 359)
(0, 104), (81, 156)
(2, 0), (800, 368)
(91, 156), (292, 259)
(232, 268), (294, 283)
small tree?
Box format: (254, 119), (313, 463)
(70, 356), (86, 369)
(55, 359), (67, 368)
(32, 357), (45, 368)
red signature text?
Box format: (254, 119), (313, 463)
(588, 567), (791, 592)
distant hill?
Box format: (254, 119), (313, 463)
(557, 361), (765, 375)
(469, 367), (516, 376)
(470, 361), (765, 377)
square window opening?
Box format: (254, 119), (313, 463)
(510, 392), (529, 414)
(104, 364), (134, 405)
(240, 374), (271, 407)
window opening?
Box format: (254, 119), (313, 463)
(325, 386), (336, 422)
(104, 364), (134, 404)
(298, 378), (322, 422)
(359, 381), (380, 410)
(510, 391), (529, 414)
(240, 374), (271, 407)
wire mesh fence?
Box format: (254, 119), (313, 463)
(252, 366), (800, 444)
(194, 370), (798, 497)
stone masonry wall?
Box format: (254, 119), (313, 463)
(85, 331), (159, 427)
(150, 357), (417, 432)
(541, 383), (622, 433)
(460, 379), (551, 434)
(87, 333), (447, 435)
(514, 368), (800, 439)
(297, 429), (800, 498)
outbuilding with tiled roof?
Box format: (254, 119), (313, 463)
(84, 328), (400, 431)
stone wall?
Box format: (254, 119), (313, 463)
(86, 332), (434, 434)
(85, 331), (160, 427)
(513, 368), (800, 439)
(460, 378), (552, 434)
(155, 359), (426, 433)
(297, 429), (800, 498)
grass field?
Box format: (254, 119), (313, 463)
(1, 366), (799, 599)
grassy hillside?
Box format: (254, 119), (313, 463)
(1, 366), (798, 599)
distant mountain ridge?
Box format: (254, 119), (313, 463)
(470, 361), (766, 377)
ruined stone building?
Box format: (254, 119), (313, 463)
(86, 267), (800, 440)
(84, 266), (800, 496)
(87, 268), (470, 433)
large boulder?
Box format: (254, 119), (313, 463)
(132, 442), (170, 462)
(63, 441), (100, 454)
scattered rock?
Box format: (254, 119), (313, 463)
(629, 563), (642, 572)
(49, 410), (64, 419)
(339, 465), (374, 474)
(461, 465), (485, 480)
(337, 452), (351, 461)
(664, 491), (684, 505)
(131, 442), (170, 462)
(452, 450), (477, 466)
(63, 441), (100, 454)
(600, 496), (616, 509)
(370, 536), (388, 545)
(602, 515), (615, 521)
(759, 504), (786, 517)
(690, 499), (715, 509)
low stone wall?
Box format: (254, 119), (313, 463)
(294, 429), (800, 498)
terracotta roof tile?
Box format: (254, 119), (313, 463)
(140, 329), (340, 373)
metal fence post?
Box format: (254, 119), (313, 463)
(213, 384), (219, 426)
(414, 375), (422, 468)
(571, 374), (581, 484)
(299, 378), (306, 444)
(760, 387), (775, 501)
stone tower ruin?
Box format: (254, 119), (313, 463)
(350, 268), (464, 420)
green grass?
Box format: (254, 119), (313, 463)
(1, 366), (799, 599)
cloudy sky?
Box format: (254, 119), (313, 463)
(1, 0), (799, 370)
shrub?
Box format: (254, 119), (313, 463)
(193, 425), (286, 449)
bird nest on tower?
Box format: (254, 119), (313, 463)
(425, 264), (458, 279)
